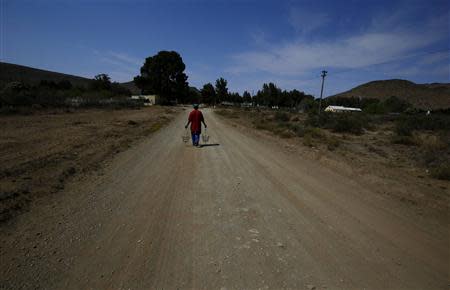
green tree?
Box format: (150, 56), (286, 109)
(242, 91), (252, 104)
(255, 83), (281, 107)
(134, 51), (188, 103)
(91, 74), (112, 90)
(187, 86), (201, 103)
(229, 92), (242, 104)
(200, 83), (216, 104)
(215, 77), (228, 104)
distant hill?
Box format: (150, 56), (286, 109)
(120, 81), (140, 94)
(0, 62), (94, 88)
(330, 79), (450, 110)
(0, 62), (137, 93)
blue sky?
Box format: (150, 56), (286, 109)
(2, 0), (449, 97)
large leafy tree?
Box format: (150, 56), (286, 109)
(91, 74), (112, 90)
(134, 51), (188, 103)
(200, 83), (216, 105)
(242, 91), (252, 104)
(215, 77), (228, 104)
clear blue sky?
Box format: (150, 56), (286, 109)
(2, 0), (449, 97)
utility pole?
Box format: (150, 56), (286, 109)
(318, 70), (327, 115)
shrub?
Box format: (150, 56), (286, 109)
(331, 113), (366, 134)
(303, 133), (314, 147)
(326, 136), (340, 150)
(306, 112), (368, 134)
(395, 120), (414, 136)
(274, 111), (290, 122)
(305, 127), (324, 138)
(291, 124), (306, 137)
(364, 102), (383, 114)
(430, 164), (450, 180)
(395, 114), (450, 133)
(253, 119), (273, 131)
(385, 96), (412, 113)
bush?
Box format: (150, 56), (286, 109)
(395, 120), (414, 136)
(274, 111), (290, 122)
(305, 127), (324, 138)
(306, 112), (333, 127)
(303, 133), (314, 147)
(395, 114), (450, 133)
(291, 124), (306, 137)
(330, 113), (367, 134)
(326, 136), (340, 150)
(306, 112), (368, 135)
(430, 164), (450, 180)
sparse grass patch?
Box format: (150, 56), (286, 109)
(278, 129), (295, 138)
(419, 134), (448, 151)
(148, 122), (163, 133)
(215, 109), (240, 119)
(392, 135), (416, 145)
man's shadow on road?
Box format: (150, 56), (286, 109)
(199, 143), (220, 148)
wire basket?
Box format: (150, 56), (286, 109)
(182, 129), (190, 143)
(201, 129), (210, 143)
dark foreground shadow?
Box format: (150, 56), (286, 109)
(200, 143), (220, 148)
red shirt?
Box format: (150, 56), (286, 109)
(188, 109), (204, 133)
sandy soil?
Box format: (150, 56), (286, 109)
(1, 108), (448, 289)
(0, 107), (178, 222)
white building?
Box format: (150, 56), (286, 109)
(325, 105), (362, 113)
(131, 95), (159, 106)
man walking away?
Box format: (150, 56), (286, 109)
(185, 104), (207, 147)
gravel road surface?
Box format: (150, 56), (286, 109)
(1, 109), (448, 289)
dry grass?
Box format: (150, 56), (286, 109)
(0, 107), (179, 222)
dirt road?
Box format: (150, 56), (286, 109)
(1, 109), (448, 289)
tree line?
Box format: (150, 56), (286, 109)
(0, 73), (131, 108)
(2, 49), (421, 113)
(133, 50), (315, 109)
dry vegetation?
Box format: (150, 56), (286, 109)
(0, 106), (179, 222)
(216, 107), (449, 220)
